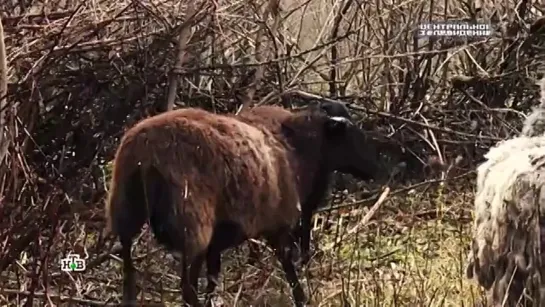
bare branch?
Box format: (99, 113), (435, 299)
(0, 14), (8, 167)
(236, 0), (281, 114)
(163, 3), (208, 112)
(328, 0), (354, 97)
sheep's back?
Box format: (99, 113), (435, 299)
(236, 106), (292, 139)
(119, 108), (300, 237)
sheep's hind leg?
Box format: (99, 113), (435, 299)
(205, 248), (221, 294)
(117, 200), (146, 306)
(203, 248), (222, 307)
(180, 252), (205, 307)
(266, 231), (307, 307)
(120, 238), (137, 306)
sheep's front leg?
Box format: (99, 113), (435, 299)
(267, 232), (307, 307)
(297, 209), (313, 265)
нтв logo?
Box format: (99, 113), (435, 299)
(60, 254), (86, 272)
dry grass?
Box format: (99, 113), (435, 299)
(3, 180), (483, 306)
(309, 190), (482, 307)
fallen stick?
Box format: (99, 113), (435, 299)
(323, 186), (390, 252)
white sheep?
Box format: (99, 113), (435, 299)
(467, 78), (545, 306)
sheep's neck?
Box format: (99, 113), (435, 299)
(290, 151), (329, 205)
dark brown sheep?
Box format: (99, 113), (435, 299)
(106, 107), (304, 306)
(236, 101), (379, 265)
(106, 104), (380, 306)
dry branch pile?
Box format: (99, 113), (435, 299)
(0, 0), (545, 305)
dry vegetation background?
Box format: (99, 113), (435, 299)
(0, 0), (545, 306)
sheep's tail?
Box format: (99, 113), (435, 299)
(142, 166), (184, 251)
(105, 141), (184, 251)
(521, 78), (545, 137)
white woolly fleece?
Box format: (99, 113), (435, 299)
(468, 77), (545, 305)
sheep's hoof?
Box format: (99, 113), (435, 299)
(292, 292), (308, 307)
(206, 275), (219, 293)
(205, 295), (225, 307)
(298, 253), (310, 266)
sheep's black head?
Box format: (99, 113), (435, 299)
(281, 112), (380, 181)
(307, 100), (351, 119)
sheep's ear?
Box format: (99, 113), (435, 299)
(308, 100), (337, 113)
(321, 101), (351, 118)
(307, 100), (323, 114)
(320, 101), (334, 114)
(324, 116), (350, 137)
(281, 121), (297, 138)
